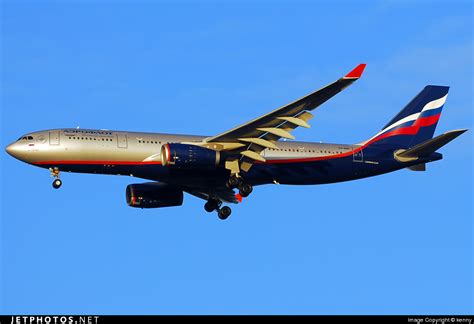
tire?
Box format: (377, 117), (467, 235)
(218, 206), (232, 220)
(204, 201), (216, 213)
(239, 183), (253, 197)
(226, 176), (241, 189)
(52, 179), (62, 189)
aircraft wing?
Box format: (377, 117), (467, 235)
(204, 64), (366, 172)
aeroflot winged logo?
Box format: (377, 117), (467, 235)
(5, 64), (467, 220)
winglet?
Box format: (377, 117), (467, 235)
(344, 63), (366, 79)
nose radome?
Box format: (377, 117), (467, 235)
(5, 142), (31, 163)
(5, 143), (22, 159)
(5, 143), (15, 156)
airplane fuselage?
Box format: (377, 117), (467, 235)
(6, 128), (441, 189)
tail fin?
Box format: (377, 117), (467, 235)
(363, 85), (449, 149)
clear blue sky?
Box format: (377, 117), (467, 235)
(1, 0), (472, 315)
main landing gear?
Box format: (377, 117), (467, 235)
(204, 198), (232, 220)
(226, 175), (253, 198)
(50, 167), (62, 189)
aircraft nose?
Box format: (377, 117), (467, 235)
(5, 143), (16, 156)
(5, 142), (23, 160)
(6, 141), (34, 163)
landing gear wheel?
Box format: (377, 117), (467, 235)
(239, 183), (253, 197)
(204, 202), (215, 213)
(226, 175), (241, 189)
(50, 167), (62, 189)
(52, 179), (62, 189)
(218, 206), (232, 220)
(205, 198), (221, 213)
(204, 200), (219, 213)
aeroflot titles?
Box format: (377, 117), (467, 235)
(64, 129), (113, 136)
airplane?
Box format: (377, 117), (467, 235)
(5, 64), (467, 220)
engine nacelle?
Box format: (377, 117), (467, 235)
(126, 182), (183, 208)
(161, 143), (220, 168)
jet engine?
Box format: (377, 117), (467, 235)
(160, 143), (220, 168)
(126, 182), (183, 208)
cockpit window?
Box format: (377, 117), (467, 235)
(17, 136), (33, 141)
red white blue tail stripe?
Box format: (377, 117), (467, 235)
(361, 86), (449, 148)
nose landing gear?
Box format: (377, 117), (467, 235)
(204, 198), (232, 220)
(52, 179), (62, 189)
(50, 167), (62, 189)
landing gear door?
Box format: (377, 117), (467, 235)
(117, 133), (128, 149)
(353, 148), (363, 162)
(49, 131), (60, 145)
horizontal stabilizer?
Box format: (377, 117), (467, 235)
(397, 129), (467, 158)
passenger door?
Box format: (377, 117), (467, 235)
(49, 131), (60, 145)
(117, 133), (128, 149)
